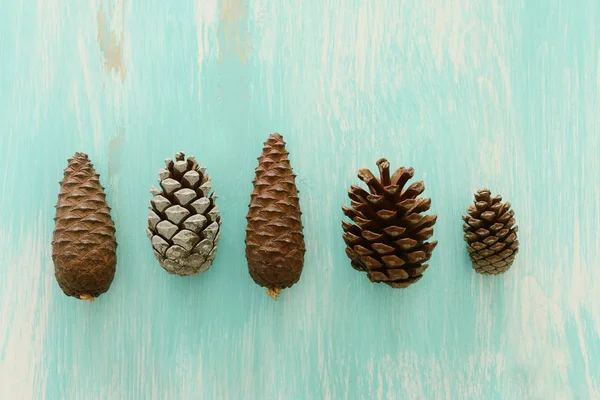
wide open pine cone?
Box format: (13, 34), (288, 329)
(147, 152), (221, 276)
(52, 153), (117, 301)
(342, 159), (437, 288)
(246, 133), (305, 300)
(463, 189), (518, 275)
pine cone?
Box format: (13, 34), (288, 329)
(52, 153), (117, 301)
(463, 188), (519, 274)
(342, 159), (437, 288)
(246, 133), (305, 300)
(147, 152), (221, 276)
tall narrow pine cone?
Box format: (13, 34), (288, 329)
(246, 133), (305, 300)
(342, 159), (438, 288)
(52, 153), (117, 301)
(147, 152), (221, 276)
(463, 189), (519, 275)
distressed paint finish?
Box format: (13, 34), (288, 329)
(0, 0), (599, 398)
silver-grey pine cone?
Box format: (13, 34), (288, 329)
(147, 152), (221, 276)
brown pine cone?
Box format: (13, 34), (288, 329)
(245, 133), (305, 300)
(342, 159), (437, 288)
(52, 153), (117, 301)
(463, 188), (519, 275)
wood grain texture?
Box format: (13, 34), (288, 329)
(1, 0), (599, 398)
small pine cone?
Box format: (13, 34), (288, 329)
(246, 133), (305, 300)
(52, 153), (117, 301)
(463, 188), (519, 275)
(342, 159), (438, 288)
(147, 152), (221, 276)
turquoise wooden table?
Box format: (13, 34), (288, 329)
(1, 1), (599, 399)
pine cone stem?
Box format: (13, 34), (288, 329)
(79, 294), (95, 302)
(266, 287), (281, 301)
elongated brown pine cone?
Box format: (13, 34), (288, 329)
(463, 189), (519, 275)
(52, 153), (117, 300)
(342, 159), (438, 288)
(246, 133), (305, 300)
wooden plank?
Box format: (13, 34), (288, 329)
(0, 0), (598, 398)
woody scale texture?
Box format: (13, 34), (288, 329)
(342, 159), (438, 288)
(52, 153), (117, 301)
(246, 133), (305, 300)
(463, 188), (519, 274)
(147, 152), (221, 276)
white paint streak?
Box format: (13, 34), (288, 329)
(72, 82), (84, 146)
(77, 30), (103, 150)
(195, 0), (218, 103)
(32, 0), (60, 130)
(0, 214), (50, 398)
(511, 276), (571, 399)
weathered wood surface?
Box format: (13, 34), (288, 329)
(1, 0), (599, 398)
